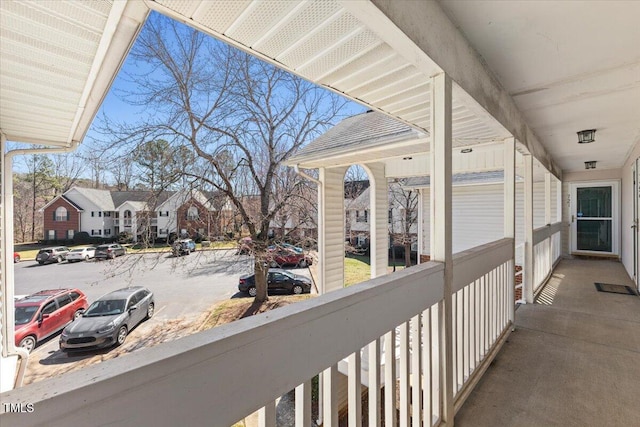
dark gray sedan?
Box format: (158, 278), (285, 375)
(60, 286), (154, 351)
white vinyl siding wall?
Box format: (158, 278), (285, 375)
(421, 182), (548, 264)
(321, 167), (347, 292)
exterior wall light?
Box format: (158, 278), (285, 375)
(402, 156), (413, 160)
(460, 148), (473, 154)
(585, 161), (597, 169)
(577, 129), (596, 143)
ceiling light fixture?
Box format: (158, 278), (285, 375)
(585, 161), (597, 169)
(460, 148), (473, 154)
(577, 129), (596, 143)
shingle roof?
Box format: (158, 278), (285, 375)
(61, 195), (84, 211)
(110, 191), (174, 209)
(72, 188), (115, 210)
(289, 111), (424, 164)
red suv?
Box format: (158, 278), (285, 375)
(14, 289), (88, 353)
(266, 248), (313, 268)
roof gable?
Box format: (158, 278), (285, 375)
(66, 187), (115, 211)
(40, 194), (84, 212)
(287, 111), (425, 167)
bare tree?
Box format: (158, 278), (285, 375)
(21, 154), (57, 241)
(97, 16), (347, 302)
(50, 152), (86, 194)
(389, 180), (419, 267)
(13, 175), (34, 242)
(109, 156), (134, 191)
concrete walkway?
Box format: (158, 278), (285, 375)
(456, 258), (640, 427)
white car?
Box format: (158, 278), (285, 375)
(65, 247), (96, 263)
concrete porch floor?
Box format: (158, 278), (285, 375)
(456, 258), (640, 427)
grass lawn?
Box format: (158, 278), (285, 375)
(344, 254), (408, 287)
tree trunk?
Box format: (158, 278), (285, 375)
(254, 259), (269, 303)
(404, 241), (411, 267)
(31, 173), (36, 242)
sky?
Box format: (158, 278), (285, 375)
(85, 12), (366, 153)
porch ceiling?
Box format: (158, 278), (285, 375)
(2, 1), (635, 177)
(439, 0), (640, 173)
(150, 0), (512, 150)
(0, 1), (148, 147)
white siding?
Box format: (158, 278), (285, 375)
(420, 181), (547, 263)
(65, 189), (108, 234)
(320, 166), (347, 292)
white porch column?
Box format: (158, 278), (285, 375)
(365, 162), (388, 278)
(504, 138), (516, 328)
(417, 189), (423, 264)
(430, 73), (454, 425)
(318, 166), (347, 293)
(524, 154), (535, 303)
(545, 172), (552, 225)
(556, 178), (563, 223)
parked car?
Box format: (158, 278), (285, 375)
(14, 252), (20, 263)
(238, 268), (312, 297)
(66, 247), (96, 263)
(35, 246), (70, 265)
(267, 243), (304, 254)
(266, 248), (313, 268)
(94, 243), (126, 260)
(14, 288), (88, 353)
(60, 286), (154, 351)
(172, 239), (196, 256)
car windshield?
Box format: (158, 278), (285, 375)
(15, 306), (39, 325)
(71, 249), (84, 252)
(84, 299), (126, 317)
(38, 250), (52, 254)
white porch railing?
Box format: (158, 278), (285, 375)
(0, 239), (515, 427)
(532, 222), (563, 293)
(451, 238), (514, 410)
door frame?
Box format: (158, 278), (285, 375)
(569, 180), (620, 256)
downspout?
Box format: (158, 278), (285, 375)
(2, 143), (79, 389)
(293, 164), (323, 426)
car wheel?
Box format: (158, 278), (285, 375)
(248, 287), (257, 297)
(14, 254), (20, 263)
(84, 255), (90, 261)
(115, 326), (128, 346)
(73, 309), (83, 319)
(145, 303), (155, 320)
(38, 261), (44, 265)
(298, 259), (308, 268)
(57, 256), (63, 263)
(292, 284), (304, 295)
(19, 336), (36, 353)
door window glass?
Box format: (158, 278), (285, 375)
(42, 301), (57, 315)
(577, 187), (612, 217)
(56, 294), (73, 308)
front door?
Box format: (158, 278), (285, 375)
(570, 181), (620, 256)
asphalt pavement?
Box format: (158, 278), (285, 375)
(14, 249), (313, 357)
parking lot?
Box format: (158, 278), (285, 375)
(14, 249), (313, 380)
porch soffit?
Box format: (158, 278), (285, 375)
(150, 0), (515, 168)
(0, 1), (149, 147)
